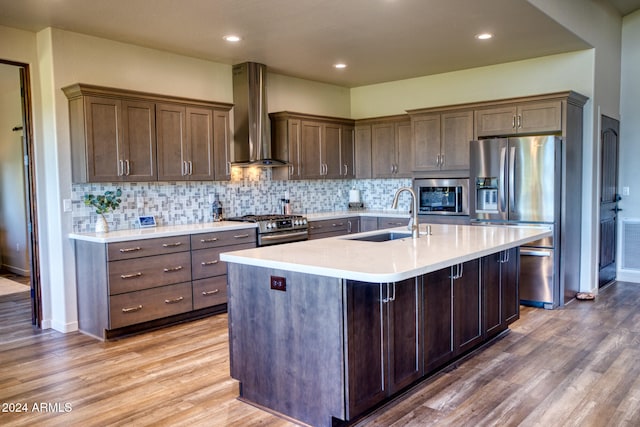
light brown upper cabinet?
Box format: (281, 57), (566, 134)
(270, 112), (354, 180)
(63, 84), (232, 183)
(475, 100), (562, 137)
(157, 104), (218, 181)
(355, 115), (411, 179)
(68, 95), (157, 182)
(410, 110), (473, 172)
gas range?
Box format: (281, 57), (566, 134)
(227, 214), (309, 246)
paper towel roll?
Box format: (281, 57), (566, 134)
(349, 189), (361, 203)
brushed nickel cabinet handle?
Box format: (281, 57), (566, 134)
(163, 266), (183, 272)
(125, 159), (130, 176)
(164, 296), (184, 304)
(120, 272), (143, 279)
(512, 115), (516, 129)
(188, 160), (193, 175)
(119, 247), (141, 253)
(182, 161), (187, 176)
(162, 242), (183, 247)
(118, 159), (124, 176)
(226, 161), (231, 175)
(332, 223), (344, 227)
(201, 260), (219, 266)
(202, 289), (220, 296)
(122, 305), (143, 313)
(234, 234), (250, 239)
(200, 237), (218, 243)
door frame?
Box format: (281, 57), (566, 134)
(1, 59), (42, 327)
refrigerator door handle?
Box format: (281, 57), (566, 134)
(521, 248), (552, 257)
(509, 146), (516, 214)
(499, 146), (507, 212)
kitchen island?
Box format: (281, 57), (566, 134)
(221, 223), (551, 426)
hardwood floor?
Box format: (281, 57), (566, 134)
(1, 282), (639, 426)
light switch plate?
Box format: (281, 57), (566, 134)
(623, 186), (630, 196)
(63, 199), (72, 212)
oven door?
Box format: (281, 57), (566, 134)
(414, 178), (469, 215)
(258, 229), (309, 246)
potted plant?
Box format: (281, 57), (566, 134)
(83, 188), (122, 233)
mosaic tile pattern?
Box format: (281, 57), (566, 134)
(71, 168), (412, 232)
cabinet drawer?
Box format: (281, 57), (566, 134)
(193, 276), (228, 310)
(108, 235), (190, 261)
(191, 242), (255, 280)
(109, 282), (193, 329)
(190, 229), (256, 250)
(108, 252), (192, 295)
(308, 219), (349, 236)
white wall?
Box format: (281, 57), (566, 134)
(350, 51), (594, 118)
(618, 10), (640, 281)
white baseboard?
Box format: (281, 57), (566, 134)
(2, 264), (30, 276)
(616, 270), (640, 283)
(49, 319), (78, 333)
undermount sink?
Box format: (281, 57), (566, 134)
(346, 231), (412, 242)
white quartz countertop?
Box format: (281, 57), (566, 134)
(68, 221), (257, 243)
(220, 224), (552, 282)
(67, 210), (407, 243)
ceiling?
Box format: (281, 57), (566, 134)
(0, 0), (637, 88)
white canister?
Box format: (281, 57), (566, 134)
(349, 188), (361, 203)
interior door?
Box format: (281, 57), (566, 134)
(599, 115), (620, 288)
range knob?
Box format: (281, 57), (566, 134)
(302, 219), (307, 225)
(271, 222), (278, 229)
(265, 223), (272, 229)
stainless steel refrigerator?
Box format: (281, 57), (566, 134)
(470, 136), (581, 309)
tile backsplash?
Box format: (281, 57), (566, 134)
(71, 168), (412, 232)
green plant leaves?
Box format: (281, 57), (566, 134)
(83, 188), (122, 215)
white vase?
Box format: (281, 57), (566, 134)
(95, 215), (109, 233)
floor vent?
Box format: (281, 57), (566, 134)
(622, 219), (640, 270)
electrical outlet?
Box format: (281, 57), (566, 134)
(623, 186), (630, 196)
(136, 196), (144, 209)
(270, 275), (286, 292)
(63, 199), (72, 212)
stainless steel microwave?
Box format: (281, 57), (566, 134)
(413, 178), (469, 215)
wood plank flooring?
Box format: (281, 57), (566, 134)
(1, 282), (639, 426)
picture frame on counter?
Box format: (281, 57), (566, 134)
(138, 215), (157, 228)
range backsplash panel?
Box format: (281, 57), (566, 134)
(71, 168), (411, 232)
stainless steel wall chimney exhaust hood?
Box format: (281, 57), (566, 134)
(232, 62), (288, 167)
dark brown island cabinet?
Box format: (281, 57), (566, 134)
(226, 247), (519, 426)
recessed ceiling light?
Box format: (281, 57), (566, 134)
(223, 35), (241, 42)
(334, 63), (347, 69)
(475, 33), (493, 40)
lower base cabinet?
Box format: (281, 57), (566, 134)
(348, 254), (517, 419)
(74, 228), (256, 340)
(346, 278), (421, 417)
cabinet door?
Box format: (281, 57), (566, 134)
(156, 103), (187, 181)
(453, 259), (482, 355)
(424, 267), (454, 373)
(288, 119), (302, 178)
(300, 121), (323, 179)
(441, 110), (473, 171)
(84, 96), (123, 182)
(346, 281), (386, 418)
(502, 247), (520, 325)
(411, 113), (441, 172)
(187, 107), (215, 180)
(388, 278), (422, 392)
(482, 252), (504, 338)
(213, 109), (231, 181)
(323, 123), (342, 178)
(347, 217), (360, 234)
(121, 100), (157, 181)
(360, 216), (378, 232)
(518, 101), (562, 134)
(341, 125), (355, 178)
(395, 121), (413, 177)
(371, 123), (396, 178)
(475, 106), (517, 137)
(354, 125), (372, 179)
